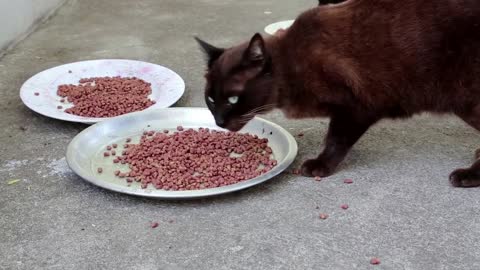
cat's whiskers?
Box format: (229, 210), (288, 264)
(239, 104), (277, 120)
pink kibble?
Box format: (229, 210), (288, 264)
(97, 168), (103, 173)
(319, 213), (329, 220)
(104, 152), (110, 157)
(297, 133), (304, 137)
(34, 92), (40, 96)
(177, 126), (184, 131)
(107, 146), (112, 150)
(314, 176), (321, 181)
(56, 77), (154, 117)
(111, 150), (116, 156)
(370, 258), (380, 265)
(103, 128), (276, 191)
(112, 144), (118, 148)
(341, 204), (349, 210)
(344, 179), (354, 184)
(126, 138), (132, 143)
(151, 222), (159, 228)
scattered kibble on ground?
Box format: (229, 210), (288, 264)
(151, 222), (159, 228)
(319, 213), (329, 220)
(341, 204), (349, 210)
(344, 179), (353, 184)
(370, 258), (380, 265)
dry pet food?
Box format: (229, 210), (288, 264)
(57, 76), (155, 117)
(105, 128), (277, 191)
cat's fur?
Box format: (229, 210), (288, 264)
(318, 0), (344, 5)
(196, 0), (480, 187)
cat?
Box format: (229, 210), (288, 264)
(318, 0), (344, 5)
(195, 0), (480, 187)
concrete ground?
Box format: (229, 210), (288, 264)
(1, 0), (479, 269)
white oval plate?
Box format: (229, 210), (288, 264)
(66, 108), (298, 199)
(20, 59), (185, 124)
(264, 20), (295, 35)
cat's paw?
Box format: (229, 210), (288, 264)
(449, 168), (480, 188)
(301, 159), (335, 177)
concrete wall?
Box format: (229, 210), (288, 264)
(0, 0), (66, 52)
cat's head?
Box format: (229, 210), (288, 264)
(195, 34), (276, 131)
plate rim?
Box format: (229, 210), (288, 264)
(264, 19), (295, 35)
(19, 58), (186, 124)
(66, 107), (298, 199)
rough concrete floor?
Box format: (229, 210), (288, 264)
(1, 0), (480, 269)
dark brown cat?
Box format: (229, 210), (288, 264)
(195, 0), (480, 187)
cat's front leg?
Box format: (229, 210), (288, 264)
(301, 111), (378, 177)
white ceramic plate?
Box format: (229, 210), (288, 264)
(66, 108), (298, 199)
(20, 59), (185, 124)
(264, 20), (295, 35)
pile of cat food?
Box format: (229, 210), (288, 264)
(56, 76), (155, 117)
(98, 127), (277, 190)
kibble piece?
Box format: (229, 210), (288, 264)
(57, 105), (63, 109)
(341, 204), (349, 210)
(106, 146), (112, 150)
(126, 138), (132, 143)
(151, 222), (159, 228)
(103, 152), (110, 157)
(112, 144), (118, 148)
(176, 126), (184, 131)
(319, 213), (329, 220)
(370, 258), (380, 265)
(314, 176), (321, 181)
(111, 150), (116, 156)
(34, 92), (40, 96)
(114, 170), (120, 176)
(344, 179), (354, 184)
(97, 168), (103, 173)
(297, 133), (304, 137)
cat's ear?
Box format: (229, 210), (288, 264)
(244, 33), (267, 64)
(194, 37), (224, 67)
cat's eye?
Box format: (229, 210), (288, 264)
(207, 96), (214, 103)
(228, 96), (239, 104)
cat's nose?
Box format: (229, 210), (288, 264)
(215, 115), (226, 128)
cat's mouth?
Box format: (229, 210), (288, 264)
(224, 120), (249, 132)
